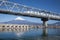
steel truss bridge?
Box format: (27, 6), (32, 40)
(0, 0), (60, 36)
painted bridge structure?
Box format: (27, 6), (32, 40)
(0, 0), (60, 36)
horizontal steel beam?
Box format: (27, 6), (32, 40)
(0, 10), (60, 21)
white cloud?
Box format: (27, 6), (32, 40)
(15, 17), (25, 20)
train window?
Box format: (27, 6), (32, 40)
(15, 26), (17, 27)
(7, 26), (9, 27)
(19, 26), (21, 27)
(2, 26), (5, 27)
(29, 26), (30, 27)
(11, 26), (13, 27)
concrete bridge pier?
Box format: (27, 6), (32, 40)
(41, 18), (48, 36)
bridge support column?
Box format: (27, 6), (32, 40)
(41, 18), (48, 36)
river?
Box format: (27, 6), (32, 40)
(0, 28), (60, 40)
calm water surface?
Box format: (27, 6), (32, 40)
(0, 28), (60, 40)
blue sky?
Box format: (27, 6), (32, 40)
(0, 0), (60, 24)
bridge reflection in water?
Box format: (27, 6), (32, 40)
(0, 27), (60, 40)
(0, 28), (39, 32)
(0, 25), (40, 32)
